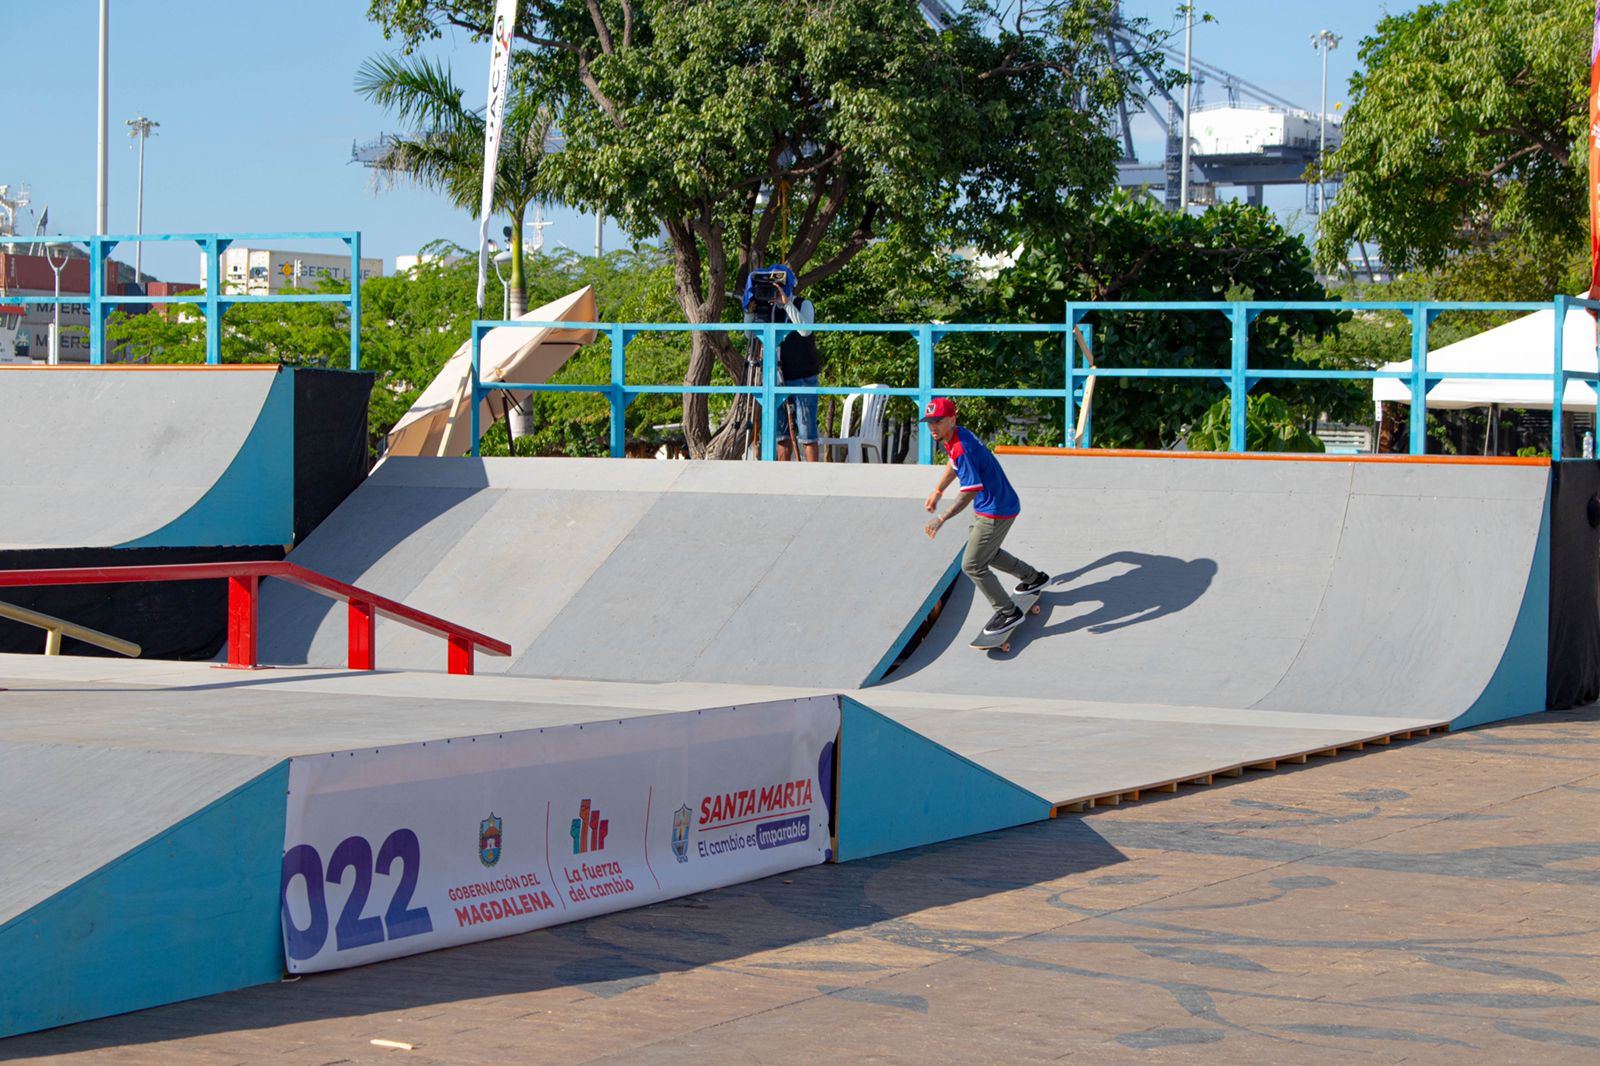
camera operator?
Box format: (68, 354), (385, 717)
(742, 263), (820, 463)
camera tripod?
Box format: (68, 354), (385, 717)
(735, 312), (805, 462)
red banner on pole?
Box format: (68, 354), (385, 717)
(1589, 4), (1600, 296)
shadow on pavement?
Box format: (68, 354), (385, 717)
(0, 816), (1128, 1057)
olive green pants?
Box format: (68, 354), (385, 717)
(963, 515), (1035, 612)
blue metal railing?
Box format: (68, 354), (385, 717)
(470, 297), (1600, 461)
(0, 231), (363, 368)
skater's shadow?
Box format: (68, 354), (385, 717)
(884, 551), (1218, 679)
(1040, 551), (1217, 636)
(990, 552), (1218, 660)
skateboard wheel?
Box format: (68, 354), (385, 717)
(1000, 642), (1011, 652)
(1030, 605), (1041, 615)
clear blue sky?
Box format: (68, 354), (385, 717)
(4, 2), (1405, 284)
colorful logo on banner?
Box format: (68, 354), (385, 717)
(478, 813), (503, 867)
(571, 798), (609, 854)
(671, 804), (693, 863)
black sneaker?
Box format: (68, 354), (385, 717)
(983, 605), (1024, 634)
(1014, 570), (1049, 595)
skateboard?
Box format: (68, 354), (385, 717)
(969, 587), (1043, 652)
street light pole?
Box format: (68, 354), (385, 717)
(45, 244), (69, 365)
(1310, 29), (1341, 216)
(96, 0), (109, 235)
(488, 241), (512, 320)
(126, 116), (159, 283)
(1179, 4), (1194, 213)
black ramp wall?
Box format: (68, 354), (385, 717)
(1548, 461), (1600, 709)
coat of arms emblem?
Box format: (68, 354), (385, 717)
(479, 813), (503, 867)
(671, 804), (693, 863)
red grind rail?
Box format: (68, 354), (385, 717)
(0, 561), (511, 675)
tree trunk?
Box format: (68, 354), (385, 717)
(508, 211), (527, 318)
(667, 222), (746, 459)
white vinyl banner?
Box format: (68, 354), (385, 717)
(280, 696), (840, 973)
(475, 0), (519, 311)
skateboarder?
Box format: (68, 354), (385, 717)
(921, 397), (1049, 637)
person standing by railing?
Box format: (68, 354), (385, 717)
(743, 264), (820, 462)
(921, 397), (1049, 638)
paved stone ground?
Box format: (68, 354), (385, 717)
(4, 707), (1597, 1065)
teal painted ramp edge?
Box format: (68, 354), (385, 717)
(0, 761), (289, 1038)
(122, 368), (295, 548)
(836, 696), (1051, 861)
(1454, 480), (1552, 730)
(861, 549), (965, 688)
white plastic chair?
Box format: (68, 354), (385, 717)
(818, 385), (887, 462)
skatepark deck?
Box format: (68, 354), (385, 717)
(0, 452), (1557, 1037)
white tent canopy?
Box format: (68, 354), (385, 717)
(384, 286), (598, 458)
(1373, 304), (1600, 412)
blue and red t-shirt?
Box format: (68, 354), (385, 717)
(944, 425), (1020, 519)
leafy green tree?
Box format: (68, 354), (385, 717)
(1317, 0), (1590, 290)
(357, 53), (559, 315)
(1185, 394), (1325, 453)
(366, 0), (1154, 457)
(976, 194), (1343, 449)
(105, 246), (680, 456)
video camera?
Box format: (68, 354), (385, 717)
(746, 268), (791, 317)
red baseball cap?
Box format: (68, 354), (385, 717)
(920, 397), (957, 422)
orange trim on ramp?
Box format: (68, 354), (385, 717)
(993, 446), (1551, 468)
(0, 363), (280, 372)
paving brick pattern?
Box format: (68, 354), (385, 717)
(5, 708), (1596, 1065)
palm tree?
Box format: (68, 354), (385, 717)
(356, 54), (558, 316)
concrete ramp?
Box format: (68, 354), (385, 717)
(882, 455), (1550, 728)
(259, 458), (960, 688)
(265, 454), (1551, 730)
(0, 366), (293, 549)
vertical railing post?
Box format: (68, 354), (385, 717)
(916, 323), (935, 464)
(609, 324), (628, 458)
(1064, 304), (1080, 445)
(226, 574), (259, 669)
(1553, 294), (1568, 460)
(348, 232), (362, 370)
(88, 235), (105, 364)
(348, 599), (376, 671)
(760, 321), (778, 461)
(1079, 324), (1095, 448)
(447, 634), (474, 675)
(204, 236), (224, 364)
(1228, 303), (1250, 453)
(470, 323), (483, 457)
(1408, 303), (1431, 456)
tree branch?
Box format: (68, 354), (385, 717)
(796, 202), (878, 289)
(444, 13), (492, 36)
(734, 182), (763, 284)
(1088, 243), (1161, 299)
(979, 60), (1065, 81)
(1482, 142), (1547, 179)
(1477, 125), (1571, 167)
(583, 0), (617, 55)
(787, 165), (849, 268)
(446, 8), (581, 57)
(575, 51), (623, 126)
